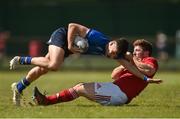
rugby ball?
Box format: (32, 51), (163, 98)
(74, 36), (89, 53)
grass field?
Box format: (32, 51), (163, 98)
(0, 70), (180, 118)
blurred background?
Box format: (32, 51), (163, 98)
(0, 0), (180, 71)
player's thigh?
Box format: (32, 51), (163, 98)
(94, 82), (128, 106)
(48, 45), (65, 66)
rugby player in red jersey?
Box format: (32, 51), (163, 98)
(112, 39), (160, 103)
(32, 39), (162, 106)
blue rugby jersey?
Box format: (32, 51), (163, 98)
(84, 29), (110, 56)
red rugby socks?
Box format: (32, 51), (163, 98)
(46, 88), (79, 104)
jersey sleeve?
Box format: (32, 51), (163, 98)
(85, 29), (110, 46)
(143, 57), (158, 71)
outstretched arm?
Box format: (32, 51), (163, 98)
(118, 59), (146, 80)
(132, 57), (156, 77)
(124, 52), (156, 77)
(117, 59), (162, 83)
(67, 23), (89, 53)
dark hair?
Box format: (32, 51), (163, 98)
(133, 39), (152, 56)
(114, 37), (129, 58)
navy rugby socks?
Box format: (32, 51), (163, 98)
(19, 56), (32, 65)
(16, 78), (30, 93)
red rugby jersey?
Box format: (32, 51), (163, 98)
(113, 57), (158, 103)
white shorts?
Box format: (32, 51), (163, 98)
(94, 82), (128, 106)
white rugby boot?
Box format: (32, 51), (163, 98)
(9, 56), (20, 70)
(11, 82), (22, 106)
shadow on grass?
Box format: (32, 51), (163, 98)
(76, 104), (97, 107)
(129, 104), (180, 108)
(125, 104), (139, 107)
(30, 103), (180, 108)
(76, 104), (140, 107)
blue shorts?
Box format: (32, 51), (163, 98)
(47, 27), (72, 57)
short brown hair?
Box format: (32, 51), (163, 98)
(115, 37), (129, 58)
(133, 39), (152, 56)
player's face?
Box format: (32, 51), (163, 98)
(106, 41), (118, 59)
(133, 46), (144, 59)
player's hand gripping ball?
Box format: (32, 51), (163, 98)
(74, 36), (89, 53)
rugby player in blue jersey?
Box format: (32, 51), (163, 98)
(9, 23), (155, 106)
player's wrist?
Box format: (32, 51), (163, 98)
(143, 75), (148, 81)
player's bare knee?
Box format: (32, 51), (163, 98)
(48, 64), (59, 71)
(73, 83), (86, 94)
(73, 83), (84, 91)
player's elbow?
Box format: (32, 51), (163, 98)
(111, 73), (118, 80)
(111, 74), (115, 79)
(68, 23), (78, 29)
(111, 66), (124, 80)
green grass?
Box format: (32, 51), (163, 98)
(0, 70), (180, 118)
